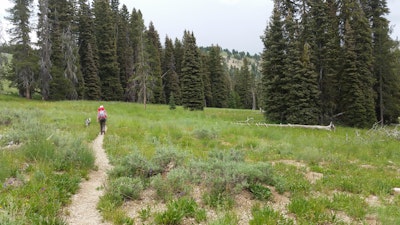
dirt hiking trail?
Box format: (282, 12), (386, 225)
(63, 131), (112, 225)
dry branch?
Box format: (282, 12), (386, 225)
(234, 117), (254, 125)
(255, 121), (335, 131)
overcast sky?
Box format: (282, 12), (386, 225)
(1, 0), (400, 54)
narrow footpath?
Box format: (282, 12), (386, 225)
(63, 132), (112, 225)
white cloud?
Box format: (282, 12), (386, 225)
(218, 0), (241, 5)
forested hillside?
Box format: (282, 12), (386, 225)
(261, 0), (400, 127)
(0, 0), (399, 128)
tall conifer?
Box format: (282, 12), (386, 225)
(181, 31), (204, 110)
(93, 0), (123, 100)
(162, 36), (181, 105)
(235, 58), (253, 109)
(117, 5), (134, 100)
(261, 2), (287, 123)
(6, 0), (37, 99)
(207, 46), (229, 108)
(37, 0), (52, 100)
(339, 1), (376, 127)
(201, 53), (212, 107)
(146, 22), (164, 104)
(366, 0), (400, 124)
(125, 8), (145, 102)
(78, 0), (100, 100)
(284, 7), (321, 124)
(46, 0), (75, 100)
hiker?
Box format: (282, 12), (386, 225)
(97, 105), (107, 135)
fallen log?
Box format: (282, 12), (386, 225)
(234, 117), (254, 125)
(255, 121), (335, 131)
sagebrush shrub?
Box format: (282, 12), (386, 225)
(109, 153), (157, 179)
(109, 177), (144, 201)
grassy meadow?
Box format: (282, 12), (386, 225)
(1, 94), (400, 224)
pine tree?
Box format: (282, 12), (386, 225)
(261, 2), (288, 123)
(45, 0), (64, 99)
(46, 0), (81, 100)
(125, 8), (144, 102)
(146, 22), (164, 104)
(201, 53), (212, 107)
(62, 25), (80, 99)
(37, 0), (52, 100)
(286, 41), (321, 124)
(235, 58), (253, 109)
(6, 0), (37, 99)
(284, 7), (320, 125)
(305, 0), (341, 123)
(174, 38), (184, 85)
(162, 36), (181, 105)
(93, 0), (123, 101)
(135, 31), (152, 108)
(169, 93), (176, 110)
(181, 31), (204, 110)
(207, 45), (229, 108)
(338, 1), (376, 127)
(229, 68), (241, 108)
(78, 0), (100, 100)
(365, 0), (400, 124)
(389, 44), (400, 123)
(117, 4), (134, 100)
(173, 38), (185, 105)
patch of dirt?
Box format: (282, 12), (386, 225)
(365, 214), (379, 225)
(366, 195), (381, 207)
(305, 171), (323, 184)
(2, 177), (24, 188)
(361, 164), (376, 169)
(123, 187), (261, 224)
(272, 159), (307, 168)
(233, 190), (258, 225)
(63, 132), (113, 225)
(268, 186), (291, 212)
(335, 211), (353, 224)
(123, 188), (167, 223)
(272, 159), (323, 184)
(122, 186), (242, 224)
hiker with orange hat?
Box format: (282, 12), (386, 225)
(97, 105), (107, 135)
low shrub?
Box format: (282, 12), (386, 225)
(248, 183), (272, 200)
(151, 147), (187, 171)
(250, 204), (294, 225)
(190, 150), (276, 197)
(202, 191), (235, 209)
(150, 174), (173, 202)
(288, 196), (339, 224)
(192, 128), (217, 140)
(330, 193), (367, 219)
(151, 168), (192, 201)
(138, 206), (151, 222)
(208, 149), (245, 162)
(108, 177), (144, 201)
(109, 153), (156, 179)
(209, 212), (238, 225)
(51, 134), (94, 172)
(154, 197), (206, 224)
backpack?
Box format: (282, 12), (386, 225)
(98, 110), (106, 120)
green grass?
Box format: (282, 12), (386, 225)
(2, 94), (400, 224)
(250, 204), (294, 225)
(0, 96), (97, 224)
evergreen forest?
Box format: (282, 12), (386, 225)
(1, 0), (400, 128)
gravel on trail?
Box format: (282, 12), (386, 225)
(63, 132), (112, 225)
